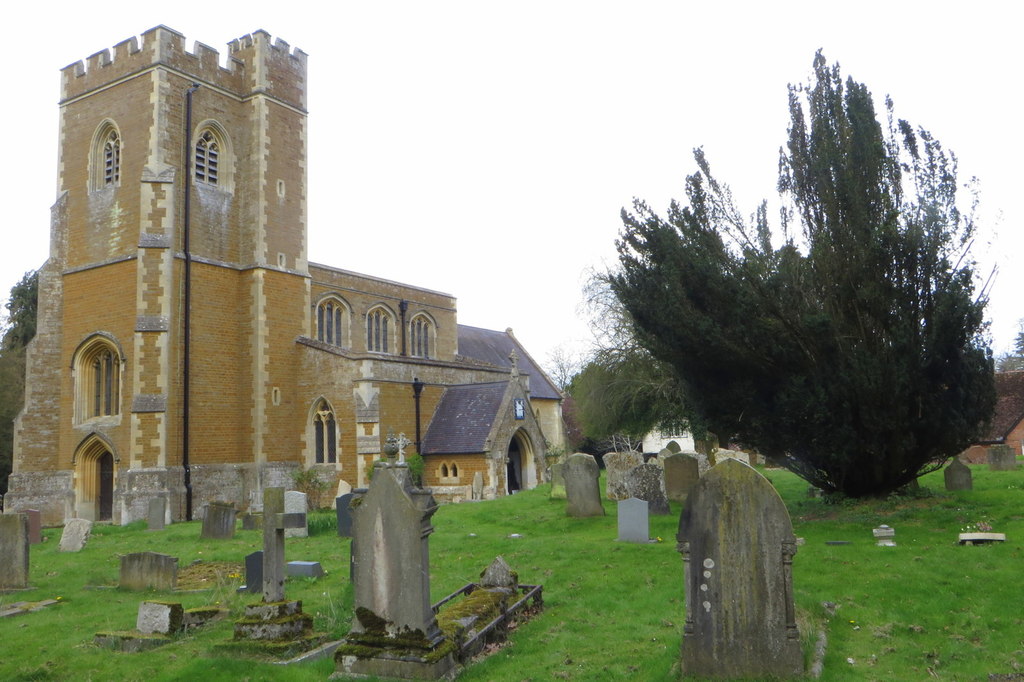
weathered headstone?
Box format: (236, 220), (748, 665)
(663, 452), (700, 503)
(0, 513), (30, 589)
(240, 512), (263, 531)
(480, 555), (517, 589)
(120, 552), (178, 591)
(25, 509), (42, 545)
(200, 502), (236, 539)
(655, 448), (673, 467)
(59, 518), (93, 552)
(137, 601), (184, 635)
(944, 458), (972, 491)
(717, 449), (751, 466)
(337, 461), (455, 679)
(617, 497), (650, 543)
(564, 453), (605, 517)
(625, 463), (671, 515)
(548, 462), (566, 500)
(147, 498), (166, 531)
(472, 471), (484, 501)
(604, 451), (643, 500)
(284, 491), (309, 538)
(677, 459), (802, 678)
(987, 444), (1017, 471)
(336, 493), (354, 537)
(240, 550), (263, 594)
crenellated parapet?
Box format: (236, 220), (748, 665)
(60, 25), (307, 110)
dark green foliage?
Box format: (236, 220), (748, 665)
(0, 270), (38, 495)
(611, 53), (994, 497)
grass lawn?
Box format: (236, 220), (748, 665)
(2, 463), (1022, 681)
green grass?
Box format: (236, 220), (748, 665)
(1, 465), (1022, 680)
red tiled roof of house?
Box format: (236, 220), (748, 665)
(981, 371), (1024, 443)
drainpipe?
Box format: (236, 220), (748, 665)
(399, 299), (408, 356)
(413, 377), (424, 454)
(182, 83), (200, 521)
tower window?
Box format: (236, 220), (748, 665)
(409, 315), (433, 358)
(367, 307), (392, 353)
(91, 122), (121, 191)
(74, 336), (121, 422)
(195, 130), (220, 185)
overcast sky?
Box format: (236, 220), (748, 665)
(2, 1), (1021, 371)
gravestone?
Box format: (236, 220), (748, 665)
(655, 448), (673, 466)
(337, 461), (455, 679)
(617, 497), (650, 543)
(604, 451), (643, 500)
(120, 552), (178, 591)
(200, 502), (236, 539)
(336, 493), (354, 537)
(625, 463), (671, 515)
(239, 550), (263, 594)
(873, 524), (896, 547)
(59, 518), (93, 552)
(137, 601), (184, 635)
(286, 561), (325, 578)
(677, 459), (802, 678)
(147, 498), (166, 531)
(548, 462), (566, 500)
(944, 459), (972, 491)
(241, 512), (263, 530)
(666, 440), (682, 453)
(472, 471), (484, 501)
(717, 449), (751, 466)
(0, 513), (30, 589)
(663, 452), (700, 503)
(25, 509), (42, 545)
(987, 444), (1017, 471)
(284, 491), (309, 538)
(564, 453), (605, 517)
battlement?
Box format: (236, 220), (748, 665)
(61, 25), (307, 109)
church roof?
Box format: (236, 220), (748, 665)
(457, 325), (561, 400)
(421, 382), (508, 455)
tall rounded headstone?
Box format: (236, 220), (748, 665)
(625, 463), (671, 515)
(564, 453), (605, 517)
(663, 452), (700, 503)
(944, 458), (973, 491)
(677, 459), (802, 678)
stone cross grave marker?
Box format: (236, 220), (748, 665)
(25, 509), (42, 545)
(120, 552), (178, 591)
(677, 459), (802, 678)
(987, 444), (1017, 471)
(262, 487), (306, 602)
(59, 518), (93, 552)
(663, 452), (700, 503)
(603, 451), (642, 500)
(564, 453), (605, 517)
(617, 497), (650, 543)
(625, 462), (671, 515)
(284, 491), (309, 538)
(336, 493), (354, 537)
(147, 498), (166, 531)
(200, 502), (236, 540)
(0, 512), (30, 589)
(944, 459), (972, 491)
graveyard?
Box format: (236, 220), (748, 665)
(2, 461), (1024, 680)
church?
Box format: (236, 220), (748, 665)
(5, 26), (564, 526)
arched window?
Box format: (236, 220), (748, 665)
(451, 463), (459, 477)
(409, 314), (433, 358)
(366, 307), (392, 353)
(74, 336), (121, 422)
(195, 130), (221, 185)
(313, 399), (337, 464)
(440, 463), (449, 477)
(316, 297), (348, 347)
(91, 122), (121, 190)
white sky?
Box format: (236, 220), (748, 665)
(2, 1), (1021, 369)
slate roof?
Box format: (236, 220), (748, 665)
(981, 371), (1024, 442)
(420, 382), (509, 455)
(457, 325), (561, 400)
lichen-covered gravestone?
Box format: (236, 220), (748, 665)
(944, 458), (972, 491)
(120, 552), (178, 591)
(625, 463), (671, 515)
(603, 451), (642, 500)
(0, 513), (30, 589)
(987, 444), (1017, 471)
(677, 459), (802, 678)
(200, 502), (236, 539)
(564, 453), (605, 518)
(59, 518), (93, 552)
(663, 452), (700, 503)
(548, 462), (566, 500)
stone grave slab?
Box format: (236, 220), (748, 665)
(200, 502), (236, 539)
(663, 452), (700, 503)
(617, 497), (650, 543)
(0, 513), (30, 589)
(147, 498), (166, 531)
(988, 444), (1017, 471)
(120, 552), (178, 591)
(25, 509), (42, 545)
(59, 518), (93, 552)
(625, 462), (671, 515)
(137, 601), (184, 634)
(944, 459), (972, 491)
(959, 532), (1006, 545)
(564, 453), (605, 517)
(286, 561), (325, 578)
(603, 451), (642, 500)
(336, 493), (354, 537)
(285, 491), (309, 538)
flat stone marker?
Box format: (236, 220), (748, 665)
(286, 561), (325, 578)
(120, 552), (178, 591)
(284, 491), (309, 538)
(137, 601), (183, 635)
(677, 459), (802, 678)
(147, 498), (166, 531)
(0, 513), (30, 589)
(336, 493), (354, 538)
(200, 502), (236, 540)
(564, 453), (605, 517)
(625, 462), (671, 515)
(25, 510), (42, 545)
(987, 444), (1017, 471)
(59, 518), (93, 552)
(663, 452), (700, 503)
(617, 497), (650, 543)
(944, 459), (972, 491)
(958, 532), (1007, 545)
(239, 550), (263, 594)
(603, 451), (642, 500)
(548, 462), (566, 500)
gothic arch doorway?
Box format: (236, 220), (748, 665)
(74, 436), (116, 521)
(505, 429), (536, 494)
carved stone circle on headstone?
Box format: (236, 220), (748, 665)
(987, 444), (1017, 471)
(625, 463), (671, 515)
(284, 491), (309, 538)
(944, 458), (972, 491)
(663, 452), (700, 503)
(677, 459), (802, 678)
(617, 497), (650, 543)
(59, 518), (93, 552)
(603, 451), (643, 500)
(0, 513), (30, 589)
(564, 453), (605, 517)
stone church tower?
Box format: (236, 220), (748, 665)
(8, 27), (311, 523)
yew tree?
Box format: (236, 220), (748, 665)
(611, 53), (995, 497)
